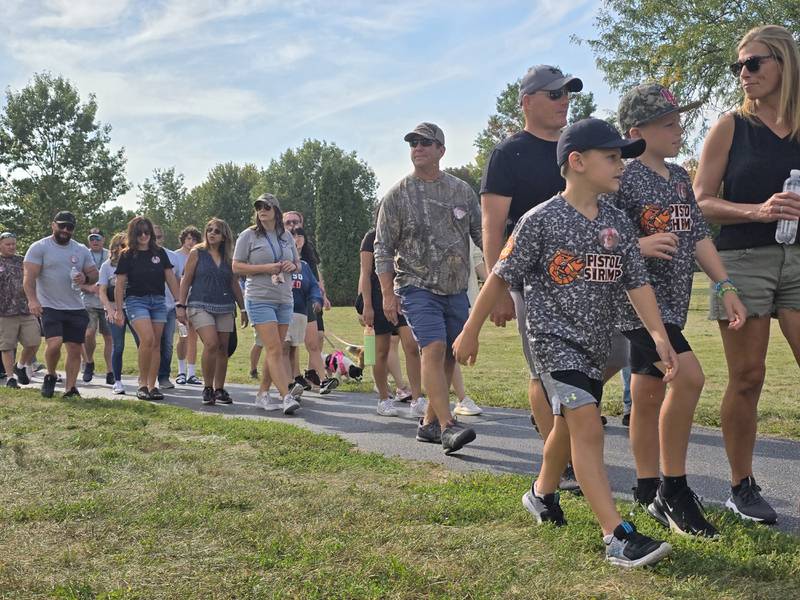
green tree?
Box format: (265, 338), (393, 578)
(185, 163), (262, 236)
(569, 91), (596, 124)
(579, 0), (800, 137)
(0, 72), (129, 247)
(136, 167), (187, 248)
(259, 140), (377, 305)
(91, 205), (137, 238)
(444, 165), (481, 195)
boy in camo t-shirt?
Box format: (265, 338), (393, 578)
(612, 84), (747, 534)
(454, 118), (677, 568)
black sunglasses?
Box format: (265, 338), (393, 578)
(135, 228), (151, 237)
(206, 227), (223, 236)
(542, 88), (570, 100)
(409, 138), (436, 148)
(56, 222), (75, 231)
(254, 202), (274, 211)
(730, 54), (778, 76)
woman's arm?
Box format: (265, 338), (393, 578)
(232, 260), (279, 275)
(113, 273), (126, 325)
(165, 268), (180, 304)
(178, 250), (199, 306)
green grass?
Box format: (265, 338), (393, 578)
(0, 389), (798, 599)
(77, 272), (799, 439)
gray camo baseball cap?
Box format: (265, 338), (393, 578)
(403, 122), (445, 146)
(519, 65), (583, 103)
(618, 83), (703, 133)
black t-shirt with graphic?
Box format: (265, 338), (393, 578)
(609, 160), (711, 330)
(480, 131), (565, 235)
(115, 247), (174, 298)
(494, 195), (649, 379)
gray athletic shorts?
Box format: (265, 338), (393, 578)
(511, 289), (629, 379)
(541, 370), (603, 416)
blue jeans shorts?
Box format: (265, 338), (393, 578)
(397, 286), (469, 350)
(246, 298), (293, 326)
(125, 295), (167, 323)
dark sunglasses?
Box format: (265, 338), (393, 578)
(0, 232), (16, 240)
(542, 88), (570, 100)
(56, 222), (75, 231)
(730, 54), (778, 76)
(408, 138), (436, 148)
(88, 234), (103, 241)
(284, 219), (301, 226)
(135, 228), (151, 237)
(254, 202), (274, 211)
(206, 227), (223, 236)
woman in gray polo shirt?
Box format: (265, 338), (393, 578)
(233, 194), (301, 415)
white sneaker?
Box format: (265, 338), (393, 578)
(377, 398), (399, 417)
(282, 393), (300, 415)
(410, 397), (427, 418)
(454, 396), (483, 416)
(255, 391), (280, 411)
(25, 365), (36, 380)
(290, 382), (304, 398)
(112, 381), (125, 394)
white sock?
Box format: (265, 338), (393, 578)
(187, 363), (196, 378)
(178, 359), (187, 374)
(17, 362), (24, 369)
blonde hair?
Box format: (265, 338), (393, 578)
(738, 25), (800, 141)
(196, 218), (234, 265)
(109, 233), (127, 266)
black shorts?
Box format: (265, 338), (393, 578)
(623, 323), (692, 378)
(355, 293), (408, 336)
(540, 370), (603, 416)
(41, 308), (90, 344)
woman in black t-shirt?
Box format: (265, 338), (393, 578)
(695, 25), (800, 524)
(113, 216), (180, 400)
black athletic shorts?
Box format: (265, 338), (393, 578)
(41, 307), (90, 344)
(355, 293), (408, 336)
(540, 369), (603, 416)
(623, 323), (691, 378)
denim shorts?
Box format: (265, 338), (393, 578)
(246, 298), (293, 326)
(125, 294), (168, 323)
(397, 286), (469, 349)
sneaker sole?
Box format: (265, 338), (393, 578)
(662, 511), (720, 539)
(454, 407), (483, 416)
(724, 498), (777, 525)
(283, 402), (300, 415)
(646, 502), (670, 528)
(319, 380), (339, 395)
(377, 409), (399, 417)
(606, 541), (672, 568)
(415, 433), (441, 444)
(443, 429), (477, 455)
(257, 404), (281, 412)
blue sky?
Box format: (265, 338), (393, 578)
(1, 0), (625, 207)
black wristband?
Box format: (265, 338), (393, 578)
(175, 303), (186, 309)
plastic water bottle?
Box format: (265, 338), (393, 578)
(363, 326), (376, 366)
(69, 266), (80, 292)
(775, 169), (800, 244)
(177, 322), (189, 338)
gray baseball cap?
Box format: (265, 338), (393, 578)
(618, 83), (703, 133)
(519, 65), (583, 103)
(403, 122), (445, 146)
(253, 193), (281, 210)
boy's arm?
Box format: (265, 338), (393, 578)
(306, 266), (323, 310)
(695, 238), (746, 329)
(453, 272), (511, 366)
(626, 285), (679, 381)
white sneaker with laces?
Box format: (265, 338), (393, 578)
(290, 382), (304, 398)
(112, 381), (125, 394)
(377, 398), (399, 417)
(410, 397), (428, 418)
(255, 391), (280, 411)
(282, 393), (300, 415)
(454, 396), (483, 416)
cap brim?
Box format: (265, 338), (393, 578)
(541, 76), (583, 93)
(635, 100), (704, 128)
(403, 131), (434, 142)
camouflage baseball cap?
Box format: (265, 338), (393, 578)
(253, 193), (281, 210)
(618, 83), (703, 133)
(403, 122), (445, 146)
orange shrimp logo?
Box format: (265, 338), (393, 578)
(640, 204), (671, 234)
(548, 249), (584, 285)
(499, 235), (515, 260)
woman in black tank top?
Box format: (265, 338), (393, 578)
(694, 25), (800, 524)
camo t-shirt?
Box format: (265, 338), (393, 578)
(494, 195), (648, 380)
(609, 160), (710, 330)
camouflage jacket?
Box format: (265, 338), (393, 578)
(374, 172), (482, 296)
(0, 254), (30, 317)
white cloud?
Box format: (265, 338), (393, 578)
(29, 0), (130, 29)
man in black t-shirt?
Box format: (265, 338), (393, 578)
(480, 65), (582, 447)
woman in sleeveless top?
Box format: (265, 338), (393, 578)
(177, 218), (245, 406)
(694, 25), (800, 525)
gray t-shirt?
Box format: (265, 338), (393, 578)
(24, 237), (94, 310)
(83, 247), (109, 309)
(233, 227), (299, 305)
(494, 195), (649, 380)
(608, 160), (711, 330)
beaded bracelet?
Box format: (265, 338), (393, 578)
(714, 278), (739, 298)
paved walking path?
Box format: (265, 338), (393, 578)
(21, 374), (800, 535)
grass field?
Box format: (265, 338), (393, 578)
(0, 389), (798, 599)
(96, 273), (799, 440)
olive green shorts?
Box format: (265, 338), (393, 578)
(709, 244), (800, 320)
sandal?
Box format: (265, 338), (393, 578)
(136, 386), (150, 400)
(149, 387), (164, 401)
(215, 388), (233, 404)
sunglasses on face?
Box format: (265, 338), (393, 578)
(730, 54), (778, 76)
(542, 88), (570, 100)
(206, 227), (223, 236)
(284, 219), (300, 226)
(56, 222), (75, 231)
(408, 138), (436, 148)
(135, 229), (151, 237)
(254, 202), (274, 211)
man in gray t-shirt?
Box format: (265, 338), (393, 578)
(80, 227), (112, 384)
(23, 211), (98, 398)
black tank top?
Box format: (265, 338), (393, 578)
(715, 114), (800, 251)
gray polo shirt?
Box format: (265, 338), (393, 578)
(24, 237), (94, 310)
(233, 227), (299, 305)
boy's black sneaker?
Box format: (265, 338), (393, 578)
(649, 486), (718, 538)
(725, 476), (777, 524)
(294, 375), (312, 391)
(604, 521), (672, 568)
(319, 377), (339, 395)
(522, 489), (567, 526)
(41, 374), (57, 398)
(441, 422), (476, 455)
(82, 362), (95, 383)
(63, 387), (81, 399)
(6, 377), (19, 389)
(215, 388), (233, 404)
(202, 386), (215, 405)
(632, 478), (660, 507)
(13, 365), (30, 385)
(249, 368), (259, 380)
(105, 372), (115, 385)
(304, 369), (321, 387)
(415, 418), (441, 444)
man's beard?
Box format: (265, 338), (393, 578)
(54, 231), (72, 245)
